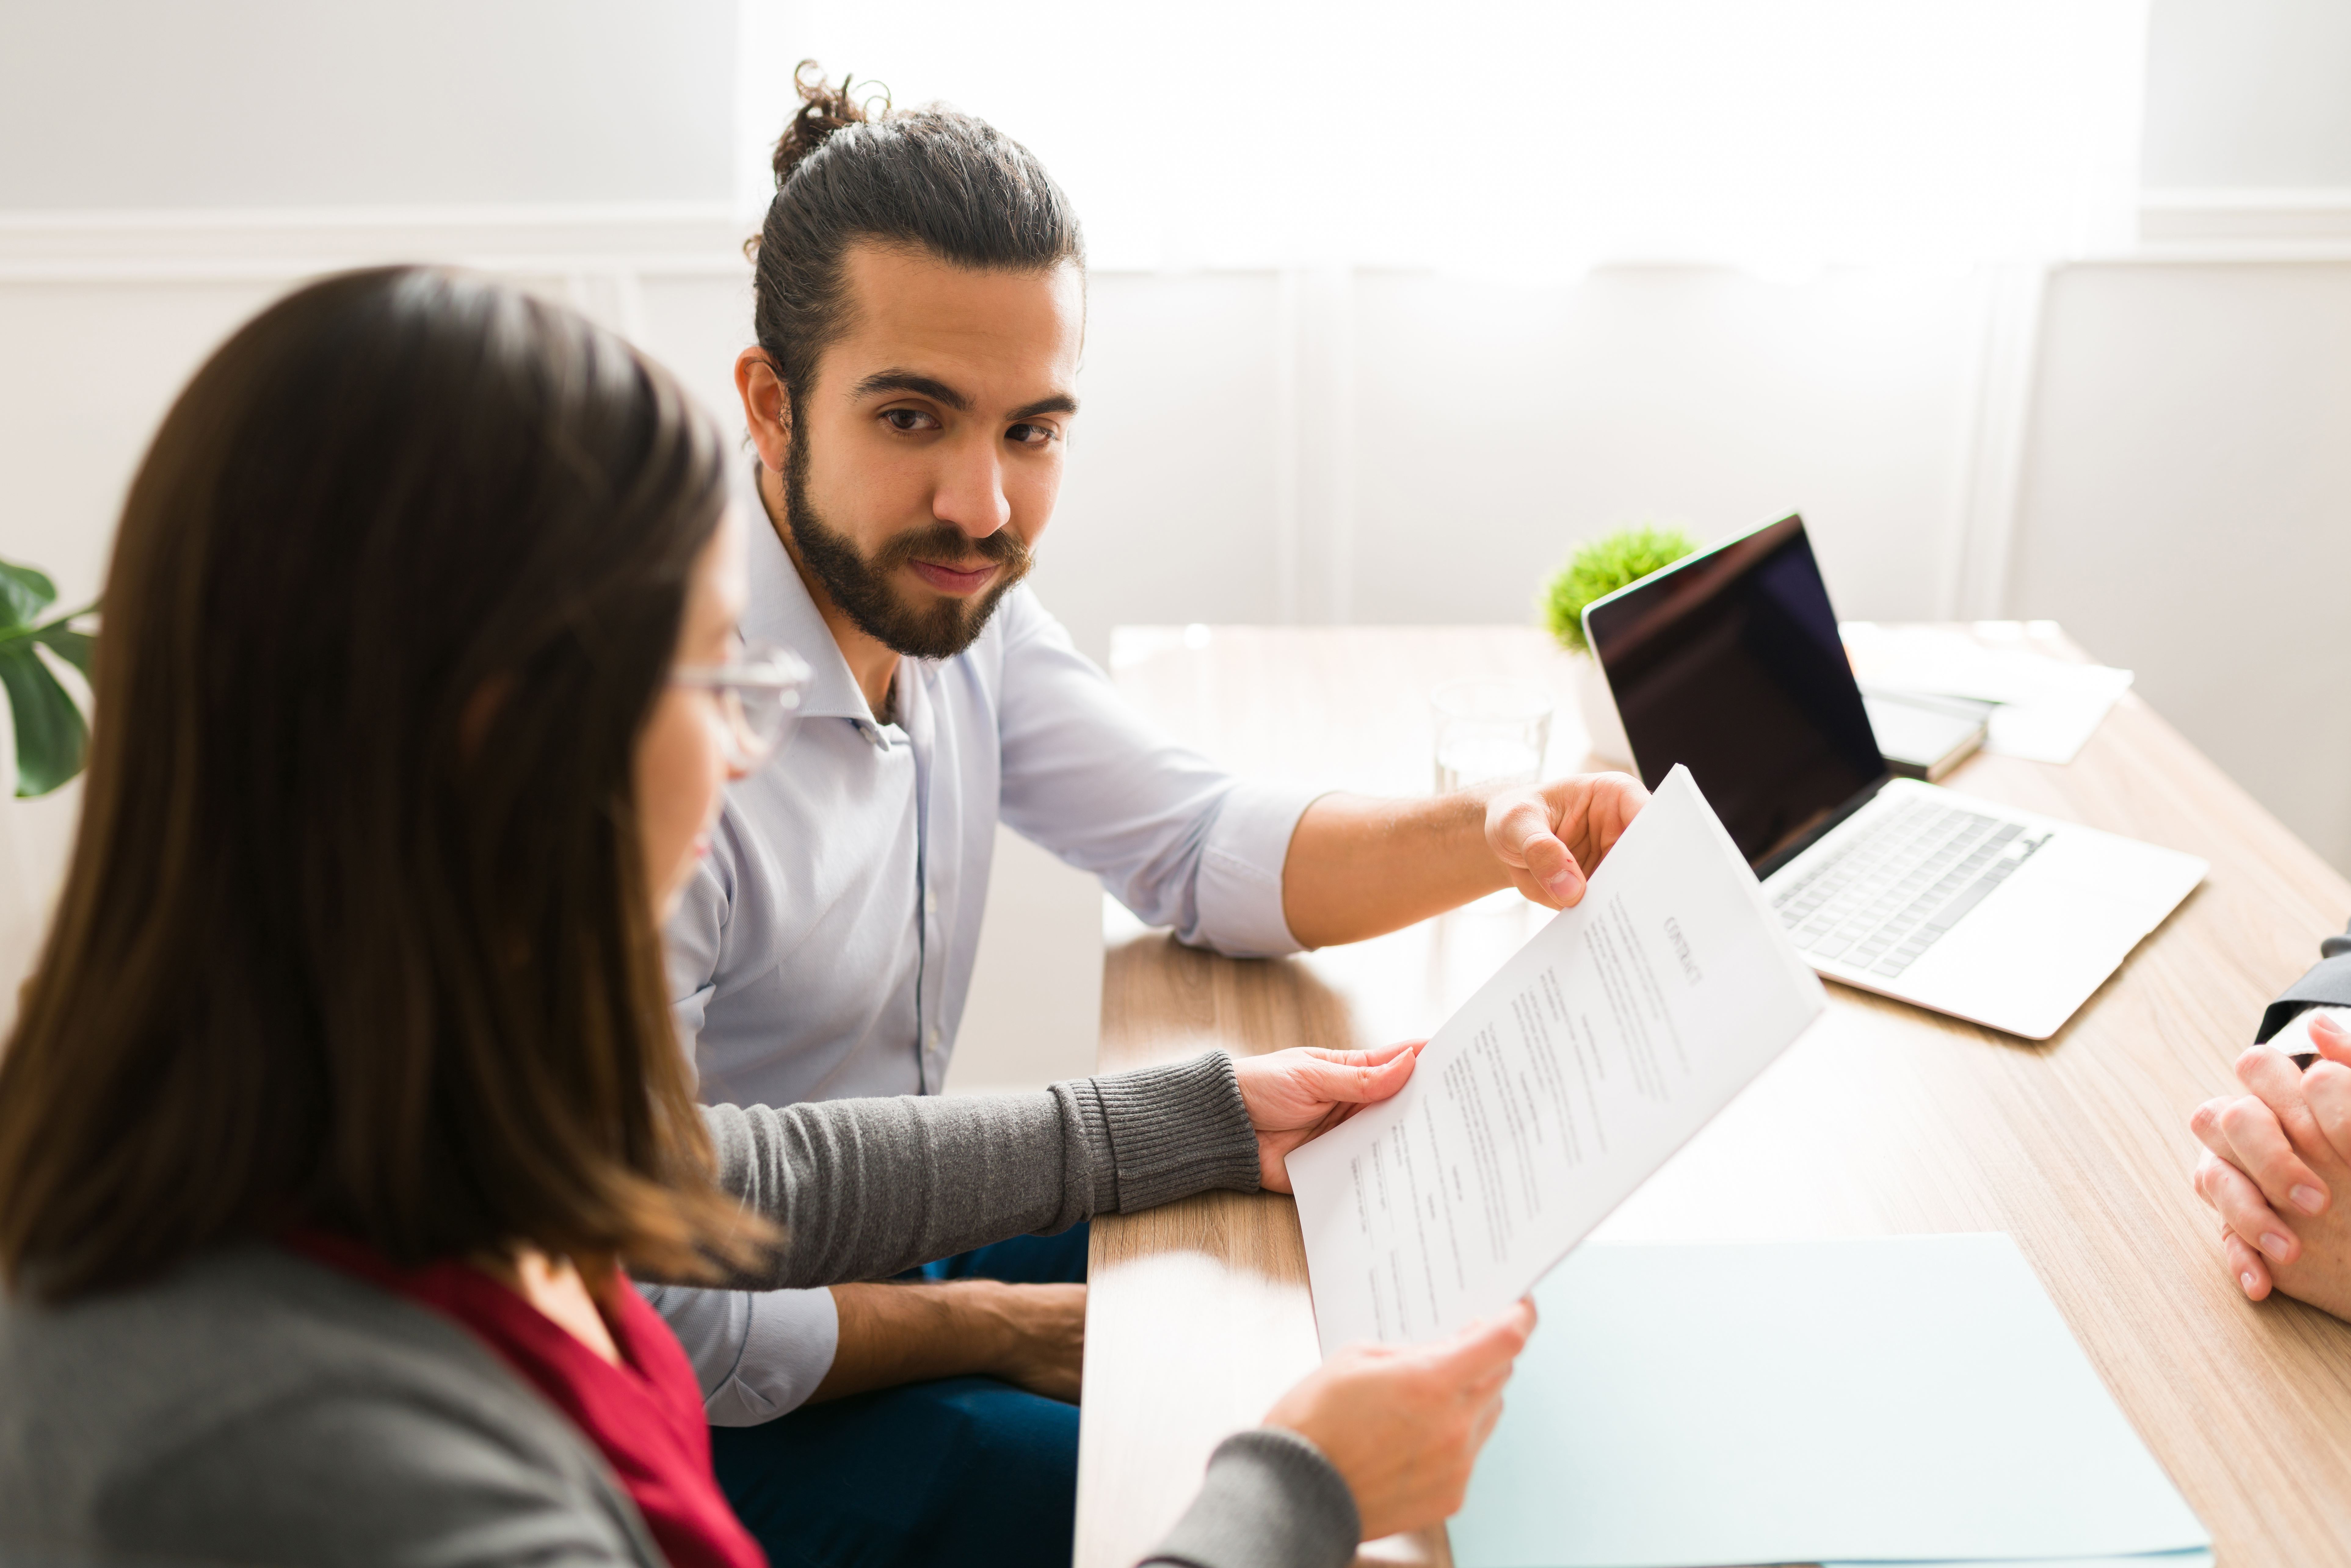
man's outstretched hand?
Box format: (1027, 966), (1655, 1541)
(1486, 772), (1649, 910)
(1280, 770), (1649, 947)
(1233, 1041), (1422, 1192)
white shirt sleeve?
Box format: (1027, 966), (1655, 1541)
(658, 819), (846, 1417)
(665, 838), (735, 1068)
(994, 594), (1322, 958)
(637, 1283), (842, 1426)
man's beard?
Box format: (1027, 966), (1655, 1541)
(782, 434), (1033, 661)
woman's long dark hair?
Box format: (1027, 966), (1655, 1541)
(0, 266), (760, 1299)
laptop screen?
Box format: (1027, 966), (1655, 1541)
(1583, 514), (1888, 870)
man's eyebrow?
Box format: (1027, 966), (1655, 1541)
(850, 370), (971, 413)
(850, 371), (1077, 424)
(1008, 393), (1079, 421)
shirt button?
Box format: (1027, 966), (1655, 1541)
(927, 1027), (942, 1048)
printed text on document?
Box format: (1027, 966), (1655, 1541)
(1287, 766), (1827, 1352)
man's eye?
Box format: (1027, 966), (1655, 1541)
(1008, 422), (1058, 447)
(881, 409), (937, 433)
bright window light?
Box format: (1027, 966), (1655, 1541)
(740, 0), (2149, 275)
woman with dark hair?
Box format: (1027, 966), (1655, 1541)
(0, 267), (1531, 1568)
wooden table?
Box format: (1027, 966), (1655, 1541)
(1073, 623), (2351, 1568)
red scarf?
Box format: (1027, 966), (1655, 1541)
(288, 1231), (765, 1568)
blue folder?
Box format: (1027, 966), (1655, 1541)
(1451, 1235), (2210, 1568)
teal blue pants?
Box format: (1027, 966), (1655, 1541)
(708, 1226), (1089, 1568)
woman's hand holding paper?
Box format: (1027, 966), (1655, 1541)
(2190, 1016), (2351, 1318)
(1261, 1298), (1537, 1541)
(1234, 1041), (1423, 1193)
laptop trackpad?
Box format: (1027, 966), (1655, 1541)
(1888, 828), (2203, 1040)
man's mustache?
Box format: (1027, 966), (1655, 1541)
(873, 523), (1031, 575)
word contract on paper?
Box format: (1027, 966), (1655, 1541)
(1287, 765), (1827, 1352)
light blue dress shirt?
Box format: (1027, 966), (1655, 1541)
(646, 513), (1319, 1423)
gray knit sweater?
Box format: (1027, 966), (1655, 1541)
(0, 1052), (1360, 1568)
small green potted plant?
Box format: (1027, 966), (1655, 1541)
(1, 558), (99, 798)
(1540, 524), (1697, 765)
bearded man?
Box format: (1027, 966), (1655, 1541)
(648, 67), (1647, 1568)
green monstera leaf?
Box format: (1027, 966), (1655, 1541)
(0, 558), (99, 798)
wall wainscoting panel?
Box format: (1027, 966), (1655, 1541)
(7, 204), (2351, 1044)
(2140, 187), (2351, 248)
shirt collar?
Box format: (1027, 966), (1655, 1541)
(741, 486), (880, 726)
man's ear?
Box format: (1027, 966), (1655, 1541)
(735, 348), (792, 474)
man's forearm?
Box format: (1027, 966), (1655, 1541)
(1279, 791), (1507, 949)
(812, 1279), (1085, 1403)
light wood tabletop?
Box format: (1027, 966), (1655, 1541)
(1074, 622), (2351, 1568)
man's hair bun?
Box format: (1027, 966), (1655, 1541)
(748, 60), (1081, 424)
(771, 61), (890, 188)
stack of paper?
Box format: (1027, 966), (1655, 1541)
(1449, 1235), (2210, 1568)
(1841, 621), (2133, 766)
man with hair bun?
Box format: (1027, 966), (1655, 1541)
(653, 63), (1645, 1568)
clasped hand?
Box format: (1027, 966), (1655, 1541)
(2190, 1013), (2351, 1319)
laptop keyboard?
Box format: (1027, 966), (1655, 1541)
(1771, 798), (2049, 980)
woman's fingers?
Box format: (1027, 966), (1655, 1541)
(1292, 1047), (1416, 1106)
(2299, 1060), (2351, 1168)
(2198, 1092), (2330, 1215)
(1458, 1363), (1515, 1413)
(1434, 1298), (1537, 1380)
(2310, 1012), (2351, 1067)
(2194, 1150), (2302, 1265)
(2222, 1226), (2274, 1301)
(1467, 1390), (1507, 1450)
(2187, 1097), (2240, 1162)
(1303, 1040), (1422, 1069)
(2189, 1094), (2327, 1214)
(1237, 1045), (1418, 1138)
(2236, 1045), (2333, 1160)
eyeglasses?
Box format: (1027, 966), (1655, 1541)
(671, 639), (811, 773)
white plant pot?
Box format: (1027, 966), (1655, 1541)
(1574, 654), (1635, 769)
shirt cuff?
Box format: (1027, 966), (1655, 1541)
(1142, 1428), (1360, 1568)
(1194, 780), (1324, 958)
(638, 1282), (840, 1427)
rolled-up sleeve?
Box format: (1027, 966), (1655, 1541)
(994, 595), (1320, 958)
(1192, 778), (1324, 958)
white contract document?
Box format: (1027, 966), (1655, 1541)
(1287, 765), (1827, 1352)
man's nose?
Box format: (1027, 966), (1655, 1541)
(933, 439), (1011, 541)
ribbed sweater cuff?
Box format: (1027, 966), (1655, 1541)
(1083, 1050), (1261, 1214)
(1143, 1428), (1361, 1568)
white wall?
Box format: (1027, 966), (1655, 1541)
(2143, 0), (2351, 188)
(1030, 264), (2006, 664)
(0, 273), (284, 990)
(0, 1), (738, 208)
(1347, 268), (1990, 628)
(9, 5), (2351, 1073)
(2009, 258), (2351, 868)
(0, 230), (2020, 1069)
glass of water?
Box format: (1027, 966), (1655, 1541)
(1431, 678), (1555, 795)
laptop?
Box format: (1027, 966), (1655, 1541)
(1582, 513), (2205, 1040)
